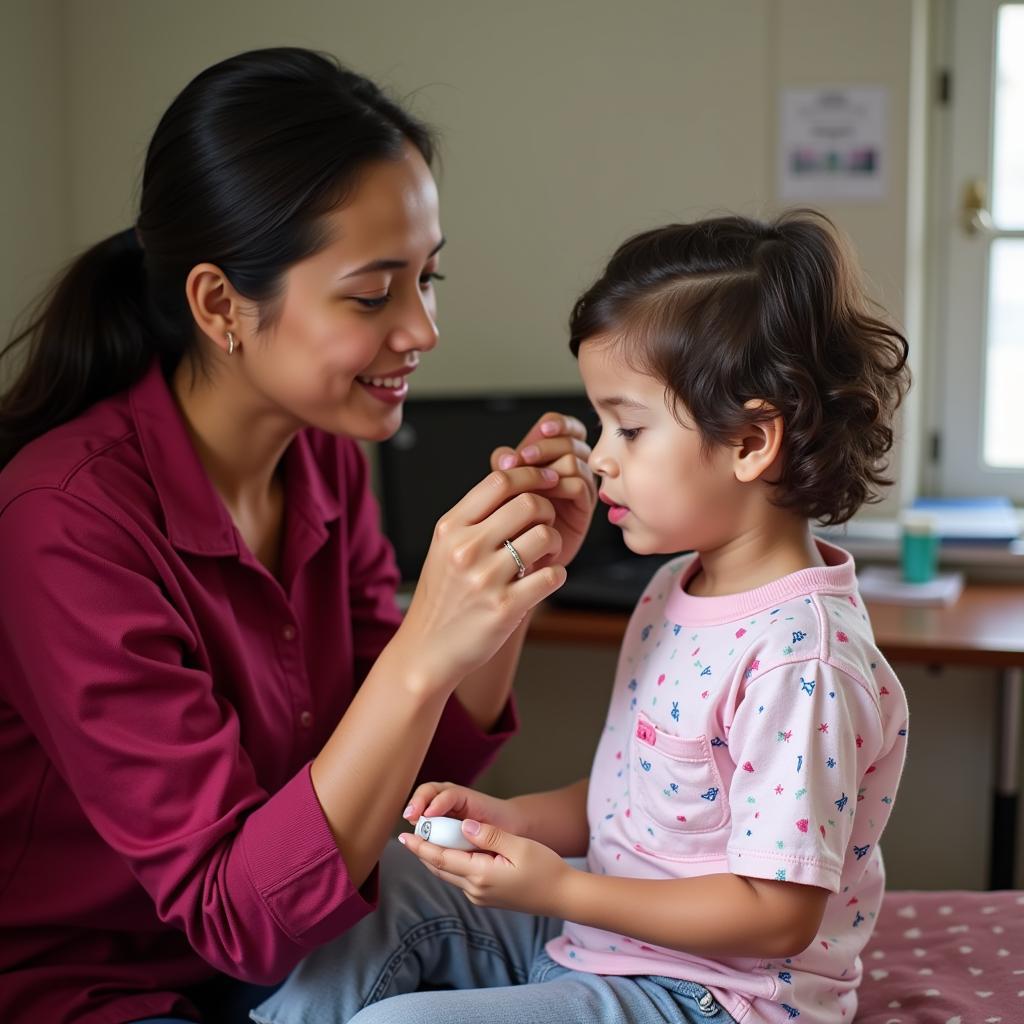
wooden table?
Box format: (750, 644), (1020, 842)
(529, 585), (1024, 889)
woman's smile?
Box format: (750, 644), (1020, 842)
(356, 363), (417, 405)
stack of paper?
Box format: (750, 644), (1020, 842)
(911, 497), (1020, 543)
(856, 566), (965, 607)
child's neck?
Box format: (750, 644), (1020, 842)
(686, 517), (825, 598)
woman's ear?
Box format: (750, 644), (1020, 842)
(732, 400), (784, 484)
(184, 262), (246, 356)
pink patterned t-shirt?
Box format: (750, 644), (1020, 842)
(546, 541), (909, 1024)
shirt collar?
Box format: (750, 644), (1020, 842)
(284, 427), (344, 532)
(665, 539), (857, 627)
(129, 362), (342, 556)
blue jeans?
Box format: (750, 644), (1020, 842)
(251, 840), (737, 1024)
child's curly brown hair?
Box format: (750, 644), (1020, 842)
(568, 210), (911, 526)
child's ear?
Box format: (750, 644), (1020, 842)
(732, 400), (784, 484)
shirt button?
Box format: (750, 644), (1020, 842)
(281, 624), (296, 641)
(299, 710), (314, 728)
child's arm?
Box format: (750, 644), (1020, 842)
(402, 820), (827, 960)
(507, 777), (590, 856)
(559, 869), (828, 960)
(404, 776), (590, 857)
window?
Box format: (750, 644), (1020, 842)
(936, 0), (1024, 498)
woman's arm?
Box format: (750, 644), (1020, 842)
(311, 647), (462, 885)
(446, 413), (595, 732)
(313, 460), (572, 885)
(450, 615), (531, 730)
(0, 490), (377, 984)
(0, 458), (566, 983)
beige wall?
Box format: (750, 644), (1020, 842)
(59, 0), (770, 393)
(0, 0), (69, 377)
(9, 0), (1007, 890)
(54, 2), (920, 396)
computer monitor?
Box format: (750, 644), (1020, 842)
(376, 392), (634, 583)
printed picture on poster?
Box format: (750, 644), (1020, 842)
(778, 86), (888, 201)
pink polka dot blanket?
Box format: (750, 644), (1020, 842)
(856, 889), (1024, 1023)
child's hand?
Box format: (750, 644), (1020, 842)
(491, 414), (596, 569)
(402, 783), (526, 836)
(399, 819), (574, 917)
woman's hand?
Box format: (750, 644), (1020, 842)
(491, 414), (596, 570)
(399, 819), (574, 918)
(392, 466), (567, 694)
(402, 782), (527, 836)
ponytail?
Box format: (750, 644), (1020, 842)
(0, 228), (175, 469)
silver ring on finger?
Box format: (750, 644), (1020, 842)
(503, 538), (527, 579)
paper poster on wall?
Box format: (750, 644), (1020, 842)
(778, 86), (888, 201)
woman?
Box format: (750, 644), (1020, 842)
(0, 48), (594, 1023)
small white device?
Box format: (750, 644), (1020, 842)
(413, 815), (477, 851)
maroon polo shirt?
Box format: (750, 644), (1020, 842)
(0, 362), (516, 1023)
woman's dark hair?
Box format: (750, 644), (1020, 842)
(568, 210), (911, 526)
(0, 47), (435, 469)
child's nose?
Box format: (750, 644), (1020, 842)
(588, 444), (617, 478)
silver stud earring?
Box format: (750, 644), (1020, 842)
(226, 331), (236, 356)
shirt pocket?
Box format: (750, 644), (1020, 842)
(630, 710), (729, 849)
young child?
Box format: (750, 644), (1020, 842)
(251, 210), (911, 1024)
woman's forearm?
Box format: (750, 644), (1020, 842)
(509, 777), (590, 856)
(311, 641), (452, 887)
(310, 612), (531, 887)
(557, 871), (828, 960)
(451, 614), (531, 730)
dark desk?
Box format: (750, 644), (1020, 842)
(530, 585), (1024, 889)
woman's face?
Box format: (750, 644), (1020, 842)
(239, 143), (443, 442)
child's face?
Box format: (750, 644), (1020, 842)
(579, 340), (744, 556)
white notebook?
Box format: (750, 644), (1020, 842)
(856, 566), (965, 607)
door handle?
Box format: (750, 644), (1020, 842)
(962, 178), (994, 237)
